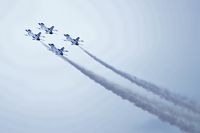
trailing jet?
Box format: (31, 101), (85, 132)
(25, 29), (41, 41)
(38, 23), (57, 34)
(64, 34), (83, 45)
(48, 43), (68, 55)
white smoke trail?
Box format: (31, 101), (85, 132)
(79, 46), (200, 114)
(37, 42), (199, 132)
(60, 56), (199, 133)
(40, 41), (49, 49)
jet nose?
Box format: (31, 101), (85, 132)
(38, 23), (44, 25)
(49, 43), (54, 46)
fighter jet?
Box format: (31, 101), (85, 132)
(38, 23), (57, 34)
(48, 43), (68, 55)
(64, 34), (83, 45)
(25, 29), (41, 41)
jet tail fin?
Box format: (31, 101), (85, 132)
(76, 37), (80, 42)
(37, 32), (41, 37)
(60, 47), (64, 51)
(50, 26), (54, 31)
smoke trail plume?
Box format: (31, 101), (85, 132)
(40, 41), (49, 49)
(79, 46), (200, 114)
(60, 56), (199, 133)
(38, 42), (199, 132)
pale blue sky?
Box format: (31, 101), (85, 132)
(0, 0), (199, 133)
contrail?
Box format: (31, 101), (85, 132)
(40, 41), (49, 49)
(38, 42), (199, 132)
(79, 46), (200, 114)
(60, 56), (199, 133)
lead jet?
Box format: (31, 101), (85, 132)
(25, 29), (41, 41)
(64, 34), (83, 45)
(38, 23), (57, 34)
(48, 43), (68, 56)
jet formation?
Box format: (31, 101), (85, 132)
(25, 23), (83, 56)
